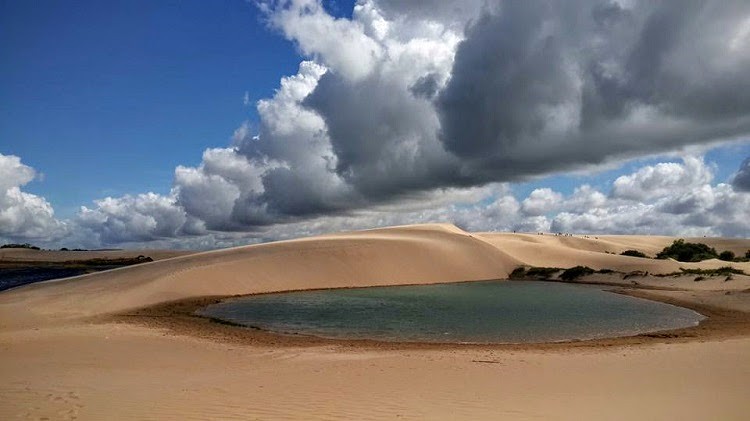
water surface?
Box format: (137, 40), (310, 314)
(199, 281), (704, 344)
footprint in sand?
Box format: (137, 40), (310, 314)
(35, 390), (84, 420)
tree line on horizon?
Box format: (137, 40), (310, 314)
(621, 239), (750, 263)
(0, 243), (105, 252)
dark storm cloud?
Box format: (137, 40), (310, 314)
(302, 70), (461, 200)
(437, 0), (750, 177)
(732, 157), (750, 192)
(409, 74), (440, 100)
(437, 2), (576, 160)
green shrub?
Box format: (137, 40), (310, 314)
(525, 267), (563, 279)
(679, 266), (745, 276)
(621, 249), (647, 258)
(656, 239), (718, 262)
(745, 250), (750, 259)
(509, 267), (527, 279)
(560, 266), (595, 281)
(719, 251), (735, 261)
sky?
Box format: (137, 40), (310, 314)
(1, 0), (750, 250)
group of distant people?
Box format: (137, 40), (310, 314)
(533, 232), (572, 236)
(528, 232), (599, 240)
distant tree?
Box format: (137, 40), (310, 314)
(60, 247), (69, 251)
(718, 250), (735, 261)
(746, 250), (750, 259)
(621, 249), (647, 258)
(656, 239), (718, 262)
(1, 243), (40, 250)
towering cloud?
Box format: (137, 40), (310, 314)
(182, 0), (750, 231)
(0, 154), (67, 242)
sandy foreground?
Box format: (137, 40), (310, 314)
(1, 224), (750, 420)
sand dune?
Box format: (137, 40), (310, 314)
(1, 224), (750, 420)
(477, 232), (750, 274)
(3, 224), (749, 322)
(2, 224), (521, 321)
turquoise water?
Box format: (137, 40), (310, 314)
(199, 281), (704, 344)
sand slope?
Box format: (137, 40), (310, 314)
(1, 224), (521, 323)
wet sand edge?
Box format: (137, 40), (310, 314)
(104, 281), (750, 352)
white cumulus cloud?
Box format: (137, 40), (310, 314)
(0, 153), (67, 242)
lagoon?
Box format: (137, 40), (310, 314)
(199, 280), (704, 344)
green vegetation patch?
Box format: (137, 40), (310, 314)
(656, 239), (718, 262)
(509, 267), (528, 279)
(678, 266), (746, 276)
(508, 266), (563, 279)
(511, 266), (619, 280)
(560, 266), (595, 281)
(621, 249), (648, 258)
(525, 267), (563, 279)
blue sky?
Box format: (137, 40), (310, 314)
(1, 0), (304, 217)
(1, 0), (749, 248)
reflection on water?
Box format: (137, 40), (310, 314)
(199, 280), (704, 344)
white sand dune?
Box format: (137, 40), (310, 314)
(1, 223), (750, 420)
(2, 224), (522, 321)
(3, 224), (748, 322)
